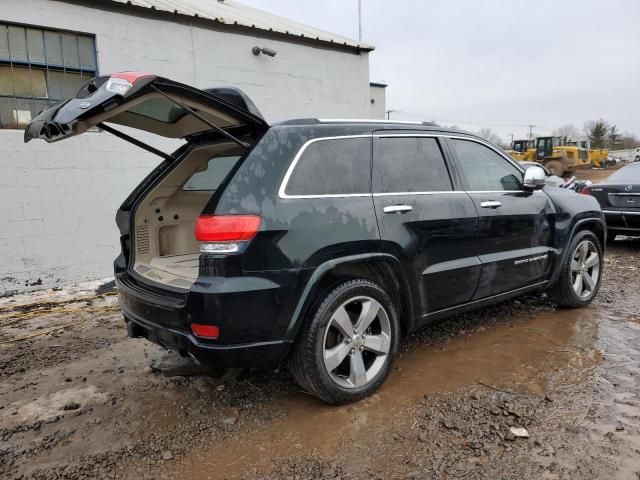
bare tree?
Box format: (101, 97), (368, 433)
(619, 132), (640, 150)
(552, 124), (580, 141)
(584, 119), (610, 149)
(477, 127), (507, 149)
(607, 125), (622, 150)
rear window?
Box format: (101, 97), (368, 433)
(606, 165), (640, 184)
(183, 156), (240, 191)
(373, 137), (452, 193)
(127, 98), (187, 124)
(285, 137), (371, 196)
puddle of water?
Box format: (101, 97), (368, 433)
(174, 307), (596, 479)
(590, 311), (640, 477)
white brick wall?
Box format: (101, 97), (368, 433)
(0, 131), (167, 294)
(0, 0), (372, 295)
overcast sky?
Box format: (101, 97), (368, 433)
(240, 0), (639, 143)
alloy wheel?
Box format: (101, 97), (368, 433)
(570, 240), (600, 299)
(322, 296), (391, 389)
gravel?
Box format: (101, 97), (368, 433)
(1, 238), (639, 480)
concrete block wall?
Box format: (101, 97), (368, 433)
(0, 131), (171, 295)
(1, 0), (372, 295)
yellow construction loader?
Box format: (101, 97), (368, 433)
(533, 136), (592, 176)
(506, 139), (536, 161)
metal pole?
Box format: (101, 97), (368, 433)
(528, 124), (535, 139)
(358, 0), (362, 42)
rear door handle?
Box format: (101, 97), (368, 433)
(480, 201), (502, 209)
(383, 205), (413, 214)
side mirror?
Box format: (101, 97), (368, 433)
(523, 165), (547, 189)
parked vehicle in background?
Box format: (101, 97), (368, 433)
(563, 176), (593, 194)
(609, 148), (640, 163)
(24, 72), (607, 404)
(509, 137), (600, 176)
(535, 136), (593, 176)
(583, 163), (640, 242)
(506, 139), (536, 161)
(588, 148), (610, 168)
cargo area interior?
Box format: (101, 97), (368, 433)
(132, 142), (242, 289)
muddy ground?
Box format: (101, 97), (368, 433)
(2, 167), (639, 480)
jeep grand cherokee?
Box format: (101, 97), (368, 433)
(25, 73), (606, 404)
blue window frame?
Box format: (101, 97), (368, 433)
(0, 22), (98, 129)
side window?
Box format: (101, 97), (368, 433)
(183, 156), (240, 191)
(373, 137), (452, 193)
(450, 139), (523, 191)
(285, 137), (371, 196)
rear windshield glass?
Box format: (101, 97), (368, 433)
(285, 137), (371, 196)
(183, 156), (241, 191)
(606, 165), (640, 184)
(127, 98), (187, 124)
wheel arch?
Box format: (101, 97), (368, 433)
(284, 254), (414, 343)
(575, 218), (606, 250)
(549, 216), (606, 286)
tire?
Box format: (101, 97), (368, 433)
(289, 279), (400, 404)
(547, 230), (603, 308)
(545, 160), (565, 177)
(607, 231), (617, 244)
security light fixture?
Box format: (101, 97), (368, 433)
(252, 46), (277, 57)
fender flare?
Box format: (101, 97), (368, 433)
(283, 253), (413, 342)
(548, 216), (606, 286)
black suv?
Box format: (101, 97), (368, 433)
(26, 73), (606, 404)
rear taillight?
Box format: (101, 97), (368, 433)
(195, 215), (261, 254)
(581, 186), (591, 195)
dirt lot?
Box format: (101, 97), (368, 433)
(2, 167), (639, 480)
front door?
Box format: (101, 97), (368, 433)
(446, 137), (555, 298)
(372, 135), (480, 316)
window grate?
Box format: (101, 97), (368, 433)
(0, 22), (98, 129)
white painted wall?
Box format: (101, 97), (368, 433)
(369, 85), (387, 119)
(0, 0), (372, 295)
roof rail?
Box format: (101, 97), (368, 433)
(317, 118), (430, 125)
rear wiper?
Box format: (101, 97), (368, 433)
(97, 123), (176, 162)
(149, 85), (250, 150)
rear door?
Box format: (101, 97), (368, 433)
(24, 72), (268, 145)
(446, 137), (555, 297)
(372, 134), (480, 315)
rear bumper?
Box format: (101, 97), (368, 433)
(603, 210), (640, 234)
(115, 269), (305, 368)
(124, 310), (291, 368)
